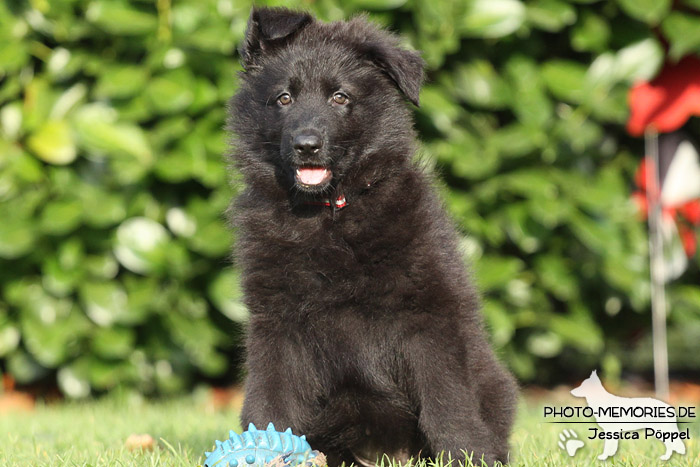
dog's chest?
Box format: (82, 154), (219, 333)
(279, 225), (416, 301)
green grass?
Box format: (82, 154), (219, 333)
(0, 395), (698, 466)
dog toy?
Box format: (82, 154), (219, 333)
(204, 423), (325, 467)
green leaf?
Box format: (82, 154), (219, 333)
(527, 196), (571, 228)
(144, 70), (195, 115)
(488, 123), (542, 158)
(0, 217), (35, 259)
(43, 256), (83, 297)
(613, 38), (663, 83)
(503, 346), (535, 380)
(475, 255), (525, 291)
(188, 220), (231, 257)
(0, 146), (45, 194)
(50, 84), (88, 120)
(418, 86), (463, 134)
(7, 351), (49, 384)
(154, 150), (194, 182)
(571, 12), (610, 53)
(88, 358), (134, 390)
(526, 332), (562, 358)
(541, 60), (587, 103)
(120, 276), (156, 324)
(153, 362), (186, 394)
(505, 56), (553, 127)
(39, 198), (83, 234)
(588, 86), (629, 123)
(94, 65), (149, 99)
(27, 120), (77, 165)
(549, 306), (604, 354)
(482, 301), (514, 347)
(114, 217), (171, 275)
(535, 255), (578, 300)
(80, 188), (127, 228)
(86, 1), (157, 36)
(1, 101), (23, 141)
(165, 207), (196, 238)
(84, 254), (119, 280)
(452, 60), (510, 109)
(669, 286), (700, 324)
(114, 93), (152, 122)
(208, 269), (248, 322)
(0, 320), (20, 357)
(0, 41), (29, 75)
(568, 211), (619, 254)
(57, 364), (91, 398)
(526, 0), (576, 32)
(21, 305), (88, 368)
(188, 78), (219, 113)
(461, 0), (526, 38)
(616, 0), (671, 24)
(179, 23), (236, 54)
(661, 12), (700, 60)
(46, 48), (85, 82)
(584, 39), (663, 100)
(151, 116), (192, 149)
(503, 203), (547, 253)
(164, 312), (226, 376)
(0, 75), (21, 107)
(92, 327), (135, 359)
(490, 169), (558, 200)
(79, 281), (128, 327)
(72, 104), (153, 166)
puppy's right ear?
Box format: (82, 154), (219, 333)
(239, 7), (312, 70)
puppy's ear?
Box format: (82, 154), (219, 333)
(366, 42), (425, 106)
(240, 7), (312, 70)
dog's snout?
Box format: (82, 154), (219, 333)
(293, 132), (322, 157)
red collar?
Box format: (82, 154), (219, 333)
(303, 194), (348, 209)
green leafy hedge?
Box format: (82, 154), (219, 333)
(1, 0), (699, 396)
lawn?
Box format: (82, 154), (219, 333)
(0, 393), (698, 466)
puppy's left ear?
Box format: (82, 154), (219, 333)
(367, 43), (425, 106)
(240, 7), (313, 70)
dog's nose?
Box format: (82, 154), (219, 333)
(293, 133), (322, 157)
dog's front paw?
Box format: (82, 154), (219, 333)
(598, 454), (609, 461)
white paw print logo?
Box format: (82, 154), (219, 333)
(558, 429), (584, 457)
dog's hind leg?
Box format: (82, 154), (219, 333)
(674, 437), (687, 455)
(598, 438), (618, 460)
(661, 442), (673, 461)
(661, 435), (686, 460)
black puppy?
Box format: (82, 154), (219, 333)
(229, 7), (517, 466)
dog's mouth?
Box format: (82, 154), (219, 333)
(294, 166), (333, 189)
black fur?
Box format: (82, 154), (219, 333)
(229, 8), (517, 466)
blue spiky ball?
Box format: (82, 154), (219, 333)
(204, 423), (318, 467)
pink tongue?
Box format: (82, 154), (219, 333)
(297, 167), (328, 185)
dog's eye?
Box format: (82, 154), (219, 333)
(277, 93), (292, 106)
(332, 92), (349, 105)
